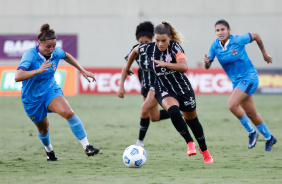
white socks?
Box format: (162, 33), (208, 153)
(80, 137), (90, 150)
(44, 144), (54, 152)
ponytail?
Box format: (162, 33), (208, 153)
(154, 21), (185, 44)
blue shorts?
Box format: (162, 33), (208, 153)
(233, 74), (259, 95)
(22, 87), (64, 123)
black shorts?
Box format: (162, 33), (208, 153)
(141, 86), (155, 98)
(155, 90), (196, 112)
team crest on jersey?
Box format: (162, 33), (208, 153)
(30, 115), (36, 120)
(231, 49), (238, 56)
(161, 91), (168, 97)
(52, 62), (56, 70)
(165, 54), (172, 62)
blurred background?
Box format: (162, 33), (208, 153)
(0, 0), (281, 68)
(0, 0), (281, 95)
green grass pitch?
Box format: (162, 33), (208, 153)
(0, 95), (281, 184)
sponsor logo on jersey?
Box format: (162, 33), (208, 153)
(184, 97), (195, 108)
(161, 91), (168, 97)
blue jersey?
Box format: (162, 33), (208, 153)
(207, 33), (258, 85)
(17, 46), (66, 104)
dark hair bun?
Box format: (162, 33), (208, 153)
(40, 24), (50, 33)
(38, 23), (57, 41)
(135, 21), (154, 40)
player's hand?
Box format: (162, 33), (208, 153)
(151, 58), (165, 67)
(37, 60), (52, 74)
(204, 54), (210, 64)
(126, 68), (134, 76)
(263, 53), (273, 64)
(82, 71), (96, 82)
(117, 87), (125, 98)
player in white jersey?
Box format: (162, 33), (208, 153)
(15, 24), (99, 161)
(120, 21), (213, 163)
(204, 19), (276, 151)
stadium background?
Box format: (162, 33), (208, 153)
(0, 0), (281, 95)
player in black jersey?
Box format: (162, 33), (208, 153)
(118, 21), (170, 147)
(120, 21), (213, 163)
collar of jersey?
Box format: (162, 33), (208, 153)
(219, 39), (230, 51)
(36, 45), (54, 61)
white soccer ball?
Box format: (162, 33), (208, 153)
(122, 145), (147, 168)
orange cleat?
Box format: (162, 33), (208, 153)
(199, 148), (214, 163)
(187, 142), (196, 157)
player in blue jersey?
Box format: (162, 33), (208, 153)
(118, 21), (170, 147)
(15, 24), (99, 161)
(204, 19), (276, 151)
(120, 21), (213, 163)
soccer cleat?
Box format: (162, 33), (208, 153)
(85, 145), (100, 156)
(187, 142), (196, 157)
(45, 150), (58, 161)
(248, 131), (259, 149)
(136, 139), (144, 148)
(199, 148), (214, 163)
(264, 135), (277, 151)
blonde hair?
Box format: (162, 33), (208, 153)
(154, 21), (185, 44)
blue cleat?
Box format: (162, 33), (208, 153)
(248, 131), (259, 149)
(264, 135), (277, 151)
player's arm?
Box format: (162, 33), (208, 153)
(63, 52), (95, 82)
(251, 33), (273, 64)
(117, 46), (139, 98)
(151, 53), (188, 72)
(204, 54), (212, 69)
(15, 60), (52, 82)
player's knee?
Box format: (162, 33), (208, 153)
(167, 105), (181, 118)
(228, 103), (236, 112)
(38, 128), (49, 134)
(140, 107), (150, 119)
(64, 109), (75, 120)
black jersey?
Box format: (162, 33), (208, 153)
(125, 44), (155, 89)
(138, 41), (192, 96)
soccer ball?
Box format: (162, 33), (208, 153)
(122, 145), (147, 168)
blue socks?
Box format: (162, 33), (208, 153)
(37, 130), (50, 147)
(256, 122), (271, 140)
(67, 114), (87, 140)
(239, 114), (272, 140)
(239, 114), (255, 133)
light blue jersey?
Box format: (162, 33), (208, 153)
(207, 33), (258, 86)
(18, 46), (66, 104)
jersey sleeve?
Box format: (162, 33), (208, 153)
(56, 47), (66, 59)
(207, 41), (216, 63)
(233, 33), (252, 46)
(17, 50), (34, 71)
(124, 44), (138, 61)
(171, 42), (186, 60)
(138, 43), (148, 55)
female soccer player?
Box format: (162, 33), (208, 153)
(204, 19), (277, 151)
(118, 21), (170, 147)
(120, 21), (213, 163)
(15, 24), (99, 161)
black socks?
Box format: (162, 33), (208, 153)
(185, 117), (207, 151)
(167, 105), (193, 143)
